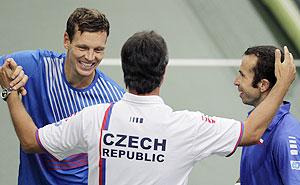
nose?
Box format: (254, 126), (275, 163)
(233, 77), (239, 86)
(85, 49), (95, 61)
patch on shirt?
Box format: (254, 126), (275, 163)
(288, 136), (298, 156)
(290, 161), (300, 170)
(291, 150), (298, 156)
(200, 115), (216, 124)
(129, 116), (144, 123)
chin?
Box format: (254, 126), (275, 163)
(76, 68), (95, 77)
(241, 99), (248, 104)
(243, 101), (253, 106)
(81, 71), (95, 77)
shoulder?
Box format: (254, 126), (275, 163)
(172, 110), (200, 121)
(82, 103), (111, 115)
(171, 110), (216, 125)
(172, 110), (241, 125)
(1, 50), (38, 63)
(1, 49), (65, 64)
(38, 49), (65, 59)
(272, 114), (300, 148)
(283, 113), (300, 125)
(276, 113), (300, 137)
(95, 69), (125, 91)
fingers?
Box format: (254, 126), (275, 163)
(283, 46), (296, 72)
(283, 46), (295, 66)
(7, 58), (18, 71)
(283, 46), (291, 63)
(2, 58), (11, 68)
(2, 58), (15, 81)
(288, 50), (296, 75)
(10, 68), (24, 87)
(11, 74), (28, 91)
(0, 59), (13, 88)
(19, 87), (27, 96)
(290, 52), (294, 62)
(11, 65), (23, 80)
(274, 49), (281, 77)
(1, 58), (29, 96)
(275, 48), (281, 64)
(283, 46), (290, 58)
(275, 46), (296, 86)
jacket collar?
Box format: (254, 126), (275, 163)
(122, 92), (165, 105)
(248, 101), (290, 131)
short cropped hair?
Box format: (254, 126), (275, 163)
(244, 45), (284, 89)
(66, 8), (110, 41)
(121, 31), (169, 94)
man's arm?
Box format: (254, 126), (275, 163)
(239, 46), (296, 146)
(6, 91), (42, 153)
(5, 86), (88, 157)
(1, 59), (88, 156)
(0, 59), (41, 152)
(6, 90), (89, 157)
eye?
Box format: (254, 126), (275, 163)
(77, 46), (88, 51)
(95, 48), (104, 53)
(238, 71), (245, 78)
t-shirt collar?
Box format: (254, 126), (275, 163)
(248, 101), (291, 131)
(122, 92), (165, 104)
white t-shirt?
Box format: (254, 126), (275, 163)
(37, 93), (243, 185)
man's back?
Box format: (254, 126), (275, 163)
(38, 93), (242, 185)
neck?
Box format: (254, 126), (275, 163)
(129, 87), (160, 96)
(253, 91), (270, 108)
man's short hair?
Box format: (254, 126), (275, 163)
(66, 7), (110, 41)
(121, 31), (169, 94)
(244, 45), (284, 89)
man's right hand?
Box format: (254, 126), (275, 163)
(0, 58), (28, 96)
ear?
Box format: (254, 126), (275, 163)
(160, 66), (167, 87)
(258, 79), (270, 93)
(63, 32), (71, 50)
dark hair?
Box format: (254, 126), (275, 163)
(121, 31), (169, 94)
(66, 8), (110, 41)
(244, 45), (284, 89)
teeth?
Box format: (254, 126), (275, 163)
(80, 61), (94, 69)
(82, 62), (92, 67)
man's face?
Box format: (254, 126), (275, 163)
(64, 29), (107, 81)
(234, 54), (263, 107)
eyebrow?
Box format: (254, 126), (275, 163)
(239, 70), (245, 76)
(76, 44), (105, 50)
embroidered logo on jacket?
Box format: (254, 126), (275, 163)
(289, 136), (298, 156)
(291, 161), (300, 170)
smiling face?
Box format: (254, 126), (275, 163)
(234, 54), (264, 107)
(64, 29), (107, 88)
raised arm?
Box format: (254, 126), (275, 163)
(239, 46), (296, 145)
(0, 58), (41, 153)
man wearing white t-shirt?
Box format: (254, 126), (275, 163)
(0, 31), (296, 185)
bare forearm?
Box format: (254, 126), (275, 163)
(6, 91), (42, 153)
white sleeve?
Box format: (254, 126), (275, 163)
(192, 112), (243, 160)
(36, 110), (88, 161)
